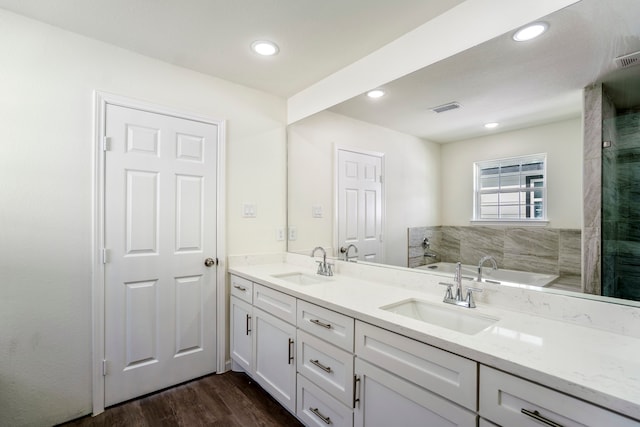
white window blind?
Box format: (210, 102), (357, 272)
(473, 154), (547, 221)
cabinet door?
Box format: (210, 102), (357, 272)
(253, 307), (296, 413)
(353, 359), (476, 427)
(230, 296), (252, 373)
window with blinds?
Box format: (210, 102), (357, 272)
(473, 154), (546, 221)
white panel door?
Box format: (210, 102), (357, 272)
(337, 149), (383, 262)
(104, 104), (218, 406)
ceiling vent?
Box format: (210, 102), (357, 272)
(431, 102), (461, 113)
(615, 51), (640, 69)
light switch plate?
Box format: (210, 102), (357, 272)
(312, 205), (323, 218)
(242, 203), (256, 218)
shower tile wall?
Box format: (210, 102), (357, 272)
(408, 226), (581, 287)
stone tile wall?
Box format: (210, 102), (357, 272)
(408, 226), (581, 281)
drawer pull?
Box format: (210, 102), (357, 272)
(245, 314), (251, 336)
(309, 407), (332, 425)
(521, 409), (564, 427)
(288, 338), (294, 364)
(233, 284), (247, 292)
(310, 319), (332, 329)
(310, 359), (332, 373)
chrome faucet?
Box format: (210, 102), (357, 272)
(422, 237), (438, 259)
(477, 255), (498, 282)
(339, 244), (358, 262)
(311, 246), (333, 276)
(438, 262), (483, 308)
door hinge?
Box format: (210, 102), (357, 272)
(102, 360), (108, 376)
(379, 175), (383, 184)
(216, 258), (219, 266)
(102, 248), (109, 264)
(103, 136), (111, 151)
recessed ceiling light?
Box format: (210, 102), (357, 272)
(366, 89), (385, 98)
(251, 40), (279, 56)
(512, 22), (549, 42)
(484, 122), (499, 129)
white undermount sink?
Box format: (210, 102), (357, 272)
(380, 298), (499, 335)
(271, 272), (332, 286)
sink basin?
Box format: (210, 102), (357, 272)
(271, 272), (332, 286)
(380, 298), (499, 335)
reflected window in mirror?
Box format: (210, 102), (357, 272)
(473, 154), (547, 222)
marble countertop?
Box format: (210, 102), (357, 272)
(228, 256), (640, 421)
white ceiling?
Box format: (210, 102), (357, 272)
(330, 0), (640, 142)
(0, 0), (464, 97)
(1, 0), (638, 143)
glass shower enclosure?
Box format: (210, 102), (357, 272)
(602, 109), (640, 301)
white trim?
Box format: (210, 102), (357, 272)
(333, 145), (386, 263)
(469, 220), (550, 227)
(91, 91), (227, 415)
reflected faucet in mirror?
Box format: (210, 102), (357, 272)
(478, 255), (498, 283)
(422, 237), (438, 260)
(311, 246), (333, 276)
(340, 244), (358, 262)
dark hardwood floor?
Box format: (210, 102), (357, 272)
(59, 372), (303, 427)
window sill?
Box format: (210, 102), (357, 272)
(469, 219), (549, 227)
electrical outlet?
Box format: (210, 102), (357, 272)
(276, 228), (285, 241)
(288, 227), (298, 241)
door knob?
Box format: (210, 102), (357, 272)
(204, 257), (215, 267)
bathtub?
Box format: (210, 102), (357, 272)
(415, 262), (558, 287)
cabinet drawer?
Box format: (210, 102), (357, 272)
(298, 300), (354, 351)
(230, 274), (253, 303)
(298, 374), (354, 427)
(253, 283), (296, 324)
(355, 321), (477, 411)
(354, 358), (477, 427)
(479, 365), (638, 427)
(297, 330), (354, 406)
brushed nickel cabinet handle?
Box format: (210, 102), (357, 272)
(310, 359), (332, 373)
(287, 338), (294, 364)
(309, 407), (332, 425)
(310, 319), (332, 329)
(521, 409), (564, 427)
(233, 284), (247, 292)
(245, 314), (251, 336)
(353, 375), (361, 408)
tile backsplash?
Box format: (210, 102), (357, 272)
(409, 225), (581, 285)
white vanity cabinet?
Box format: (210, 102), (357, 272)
(479, 365), (639, 427)
(354, 321), (477, 427)
(252, 284), (297, 413)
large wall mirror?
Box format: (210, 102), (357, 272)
(287, 0), (640, 304)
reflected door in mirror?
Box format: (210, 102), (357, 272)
(337, 149), (383, 262)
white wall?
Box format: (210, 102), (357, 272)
(440, 117), (583, 228)
(0, 10), (286, 426)
(287, 111), (440, 267)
